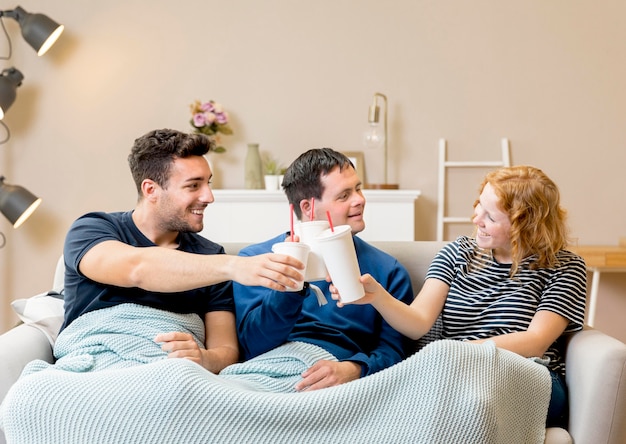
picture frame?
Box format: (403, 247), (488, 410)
(342, 151), (365, 184)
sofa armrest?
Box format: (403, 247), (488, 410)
(564, 328), (626, 444)
(0, 324), (54, 404)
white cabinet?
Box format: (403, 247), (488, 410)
(199, 189), (421, 243)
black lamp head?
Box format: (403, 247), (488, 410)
(2, 6), (64, 56)
(0, 176), (42, 228)
(0, 67), (24, 119)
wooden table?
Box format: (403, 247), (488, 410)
(569, 242), (626, 327)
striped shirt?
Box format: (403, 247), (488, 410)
(426, 236), (587, 374)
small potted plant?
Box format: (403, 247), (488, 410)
(263, 154), (284, 190)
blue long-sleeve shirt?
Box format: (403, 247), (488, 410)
(233, 233), (414, 376)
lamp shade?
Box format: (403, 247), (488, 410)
(0, 176), (42, 228)
(3, 6), (64, 56)
(0, 67), (24, 119)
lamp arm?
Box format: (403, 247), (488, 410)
(0, 10), (14, 60)
(1, 67), (24, 85)
(0, 7), (27, 22)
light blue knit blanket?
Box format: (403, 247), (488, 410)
(0, 303), (552, 444)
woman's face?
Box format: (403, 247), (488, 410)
(472, 182), (513, 263)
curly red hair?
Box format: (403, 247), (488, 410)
(474, 165), (570, 275)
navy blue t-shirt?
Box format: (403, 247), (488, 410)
(61, 211), (233, 331)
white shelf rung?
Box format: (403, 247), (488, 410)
(442, 217), (472, 223)
(444, 161), (505, 168)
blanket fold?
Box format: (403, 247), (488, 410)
(0, 304), (551, 444)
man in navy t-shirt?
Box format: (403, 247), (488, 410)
(60, 129), (305, 374)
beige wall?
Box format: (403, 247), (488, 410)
(1, 1), (625, 337)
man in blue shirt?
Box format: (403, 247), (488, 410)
(234, 148), (413, 390)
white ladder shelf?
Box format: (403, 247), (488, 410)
(436, 138), (511, 241)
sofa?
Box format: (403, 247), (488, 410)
(1, 241), (625, 444)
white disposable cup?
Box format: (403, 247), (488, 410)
(271, 242), (310, 291)
(315, 225), (365, 303)
(294, 220), (330, 281)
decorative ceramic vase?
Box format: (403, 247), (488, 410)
(244, 143), (264, 189)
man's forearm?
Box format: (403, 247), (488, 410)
(203, 345), (239, 374)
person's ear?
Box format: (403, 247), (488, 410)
(141, 179), (159, 202)
(299, 199), (312, 222)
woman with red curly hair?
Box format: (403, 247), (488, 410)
(333, 165), (587, 428)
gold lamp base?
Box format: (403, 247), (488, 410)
(364, 183), (399, 190)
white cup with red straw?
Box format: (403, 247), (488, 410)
(294, 223), (329, 282)
(315, 213), (365, 303)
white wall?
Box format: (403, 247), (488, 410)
(1, 1), (625, 335)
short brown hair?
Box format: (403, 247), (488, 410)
(128, 128), (213, 195)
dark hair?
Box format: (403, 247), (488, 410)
(282, 148), (354, 219)
(127, 128), (214, 194)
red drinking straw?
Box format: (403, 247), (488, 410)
(326, 210), (334, 232)
(311, 198), (315, 221)
(290, 204), (295, 241)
